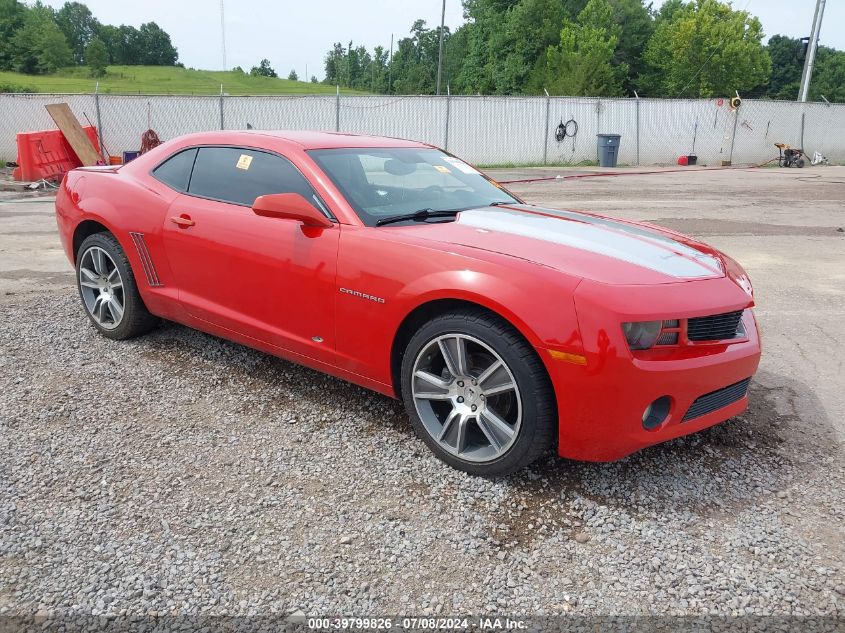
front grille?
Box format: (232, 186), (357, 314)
(687, 310), (744, 341)
(683, 378), (751, 422)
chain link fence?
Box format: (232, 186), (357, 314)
(2, 92), (844, 167)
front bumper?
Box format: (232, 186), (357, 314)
(545, 278), (761, 462)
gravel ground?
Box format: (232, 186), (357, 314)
(1, 292), (843, 624)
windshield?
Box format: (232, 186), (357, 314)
(308, 148), (519, 226)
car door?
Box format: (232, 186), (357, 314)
(161, 145), (339, 364)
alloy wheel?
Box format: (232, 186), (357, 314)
(78, 246), (125, 330)
(411, 333), (522, 463)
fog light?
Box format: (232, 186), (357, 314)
(642, 396), (672, 430)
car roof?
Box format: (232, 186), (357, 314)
(171, 130), (433, 150)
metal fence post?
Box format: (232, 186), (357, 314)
(543, 91), (550, 165)
(93, 82), (104, 159)
(800, 110), (806, 149)
(728, 108), (739, 164)
(335, 85), (341, 132)
(634, 92), (641, 166)
(444, 94), (451, 151)
(595, 99), (602, 163)
(218, 84), (224, 130)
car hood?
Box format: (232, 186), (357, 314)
(390, 204), (728, 285)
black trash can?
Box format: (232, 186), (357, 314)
(597, 133), (622, 167)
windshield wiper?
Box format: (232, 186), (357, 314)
(375, 208), (460, 227)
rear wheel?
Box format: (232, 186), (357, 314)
(76, 232), (157, 340)
(401, 309), (556, 476)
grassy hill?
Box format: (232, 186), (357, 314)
(0, 65), (367, 95)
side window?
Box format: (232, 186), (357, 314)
(151, 148), (197, 192)
(187, 147), (317, 207)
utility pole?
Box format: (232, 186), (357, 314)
(798, 0), (826, 102)
(388, 33), (393, 95)
(436, 0), (446, 95)
(220, 0), (227, 70)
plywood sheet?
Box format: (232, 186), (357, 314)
(45, 103), (101, 166)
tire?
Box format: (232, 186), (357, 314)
(76, 232), (158, 340)
(400, 309), (557, 476)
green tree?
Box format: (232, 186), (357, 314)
(639, 0), (771, 97)
(766, 35), (803, 100)
(95, 24), (143, 65)
(310, 75), (318, 83)
(457, 0), (590, 94)
(287, 69), (298, 81)
(250, 59), (277, 77)
(343, 41), (372, 90)
(95, 23), (120, 63)
(529, 0), (625, 96)
(136, 22), (178, 65)
(11, 3), (73, 74)
(117, 25), (143, 64)
(56, 1), (99, 64)
(654, 0), (684, 21)
(37, 26), (73, 73)
(456, 11), (495, 93)
(765, 35), (845, 103)
(389, 20), (444, 94)
(489, 0), (571, 93)
(85, 36), (108, 77)
(323, 42), (345, 85)
(809, 47), (845, 103)
(0, 0), (28, 71)
(95, 21), (177, 66)
(441, 27), (468, 93)
(608, 0), (654, 93)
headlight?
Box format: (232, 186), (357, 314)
(622, 321), (662, 350)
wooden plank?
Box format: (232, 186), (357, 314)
(45, 103), (101, 166)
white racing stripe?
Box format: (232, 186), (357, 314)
(458, 206), (723, 279)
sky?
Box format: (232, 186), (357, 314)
(41, 0), (844, 79)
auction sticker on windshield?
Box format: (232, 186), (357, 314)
(442, 156), (479, 174)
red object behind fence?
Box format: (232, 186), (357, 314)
(13, 126), (100, 182)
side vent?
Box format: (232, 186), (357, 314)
(129, 232), (163, 287)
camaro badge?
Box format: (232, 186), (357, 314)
(339, 287), (385, 304)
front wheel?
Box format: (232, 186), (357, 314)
(400, 310), (557, 476)
(76, 232), (158, 340)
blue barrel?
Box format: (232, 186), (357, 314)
(597, 134), (621, 167)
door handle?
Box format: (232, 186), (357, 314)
(170, 215), (195, 228)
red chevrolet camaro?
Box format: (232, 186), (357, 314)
(55, 131), (761, 475)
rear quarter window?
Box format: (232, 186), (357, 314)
(151, 148), (197, 192)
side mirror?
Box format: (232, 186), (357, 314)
(252, 193), (333, 228)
